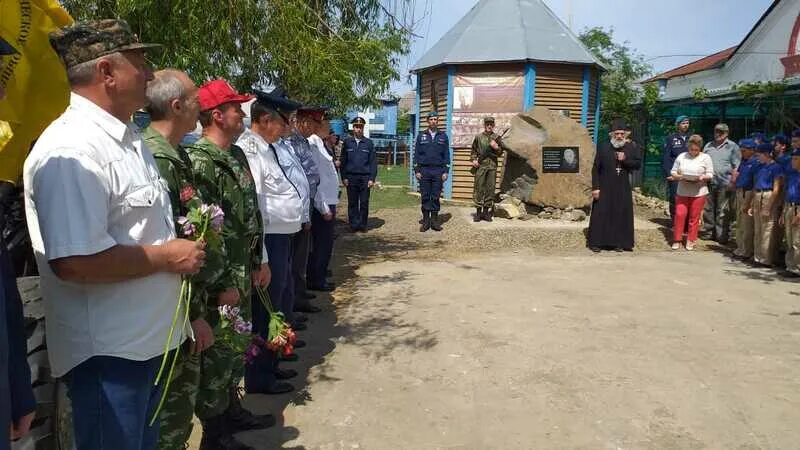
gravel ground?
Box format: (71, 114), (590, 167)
(334, 199), (680, 263)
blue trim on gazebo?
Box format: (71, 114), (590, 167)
(445, 65), (457, 199)
(594, 75), (602, 144)
(523, 63), (536, 111)
(581, 67), (590, 127)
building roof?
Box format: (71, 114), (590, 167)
(410, 0), (604, 73)
(643, 46), (738, 83)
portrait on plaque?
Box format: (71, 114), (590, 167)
(542, 146), (579, 173)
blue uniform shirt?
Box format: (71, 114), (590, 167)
(341, 136), (378, 180)
(735, 158), (759, 190)
(785, 166), (800, 203)
(662, 132), (688, 176)
(777, 153), (792, 171)
(753, 161), (783, 191)
(414, 129), (450, 169)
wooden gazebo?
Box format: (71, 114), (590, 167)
(410, 0), (605, 200)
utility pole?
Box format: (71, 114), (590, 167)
(566, 0), (573, 31)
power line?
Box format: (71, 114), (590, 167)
(645, 51), (789, 63)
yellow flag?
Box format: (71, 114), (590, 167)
(0, 0), (73, 184)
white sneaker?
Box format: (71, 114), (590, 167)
(686, 241), (696, 251)
(671, 242), (681, 250)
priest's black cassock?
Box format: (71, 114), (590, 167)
(587, 140), (642, 250)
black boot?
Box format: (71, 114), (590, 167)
(430, 212), (443, 231)
(200, 414), (253, 450)
(420, 211), (431, 232)
(483, 207), (494, 222)
(225, 387), (276, 432)
(473, 207), (482, 222)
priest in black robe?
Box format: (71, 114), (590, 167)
(587, 119), (642, 252)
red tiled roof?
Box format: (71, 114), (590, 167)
(643, 46), (738, 83)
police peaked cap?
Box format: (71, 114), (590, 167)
(253, 87), (301, 114)
(351, 116), (366, 126)
(755, 143), (773, 154)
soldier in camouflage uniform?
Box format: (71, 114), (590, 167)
(143, 70), (234, 450)
(470, 116), (510, 222)
(185, 80), (273, 450)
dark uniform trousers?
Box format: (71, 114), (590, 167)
(346, 174), (371, 229)
(419, 166), (446, 212)
(291, 227), (311, 311)
(246, 233), (291, 392)
(309, 205), (336, 288)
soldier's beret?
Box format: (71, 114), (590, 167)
(49, 19), (161, 69)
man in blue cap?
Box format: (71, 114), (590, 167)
(751, 132), (767, 146)
(732, 139), (759, 259)
(773, 134), (791, 170)
(663, 115), (690, 220)
(746, 143), (784, 266)
(341, 117), (378, 232)
(414, 111), (450, 232)
(0, 36), (36, 450)
(782, 148), (800, 275)
(236, 88), (304, 397)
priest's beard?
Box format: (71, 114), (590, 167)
(611, 138), (626, 149)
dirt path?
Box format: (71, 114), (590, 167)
(226, 239), (800, 449)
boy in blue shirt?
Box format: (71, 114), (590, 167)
(747, 143), (784, 266)
(781, 149), (800, 275)
(733, 139), (758, 259)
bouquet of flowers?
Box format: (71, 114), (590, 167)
(255, 286), (297, 357)
(150, 185), (224, 424)
(217, 304), (253, 352)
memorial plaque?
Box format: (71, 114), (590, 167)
(542, 146), (579, 173)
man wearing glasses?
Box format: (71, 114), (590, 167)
(701, 123), (740, 244)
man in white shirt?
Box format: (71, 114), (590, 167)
(306, 108), (339, 291)
(236, 89), (303, 395)
(23, 20), (205, 450)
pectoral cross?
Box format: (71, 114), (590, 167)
(616, 165), (622, 176)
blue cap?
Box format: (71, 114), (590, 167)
(675, 115), (689, 125)
(755, 143), (774, 154)
(792, 148), (800, 157)
(751, 132), (766, 142)
(792, 129), (800, 138)
(739, 138), (756, 148)
(773, 134), (789, 145)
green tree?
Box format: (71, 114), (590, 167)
(61, 0), (413, 112)
(578, 26), (656, 124)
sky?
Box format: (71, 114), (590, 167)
(390, 0), (775, 95)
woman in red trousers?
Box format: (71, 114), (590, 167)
(668, 135), (715, 250)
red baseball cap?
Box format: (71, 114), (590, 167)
(198, 79), (253, 111)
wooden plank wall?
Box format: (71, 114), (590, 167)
(534, 63), (585, 121)
(416, 69), (449, 135)
(587, 69), (599, 139)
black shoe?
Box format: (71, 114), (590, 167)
(279, 353), (299, 362)
(292, 322), (307, 331)
(420, 211), (430, 232)
(275, 368), (298, 380)
(294, 303), (322, 313)
(293, 339), (307, 349)
(309, 283), (335, 292)
(431, 212), (443, 231)
(473, 208), (482, 222)
(303, 292), (317, 300)
(589, 246), (601, 253)
(200, 414), (253, 450)
(483, 208), (494, 222)
(225, 387), (276, 431)
(249, 381), (294, 395)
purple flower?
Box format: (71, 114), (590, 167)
(209, 205), (225, 233)
(234, 319), (252, 335)
(177, 216), (195, 237)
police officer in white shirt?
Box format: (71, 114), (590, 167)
(23, 20), (204, 450)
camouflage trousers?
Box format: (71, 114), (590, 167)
(156, 312), (247, 450)
(473, 165), (497, 208)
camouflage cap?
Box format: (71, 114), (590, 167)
(49, 19), (161, 69)
(483, 116), (495, 124)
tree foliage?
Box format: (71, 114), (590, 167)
(60, 0), (413, 112)
(578, 26), (655, 123)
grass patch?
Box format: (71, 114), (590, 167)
(370, 186), (418, 209)
(377, 165), (410, 186)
